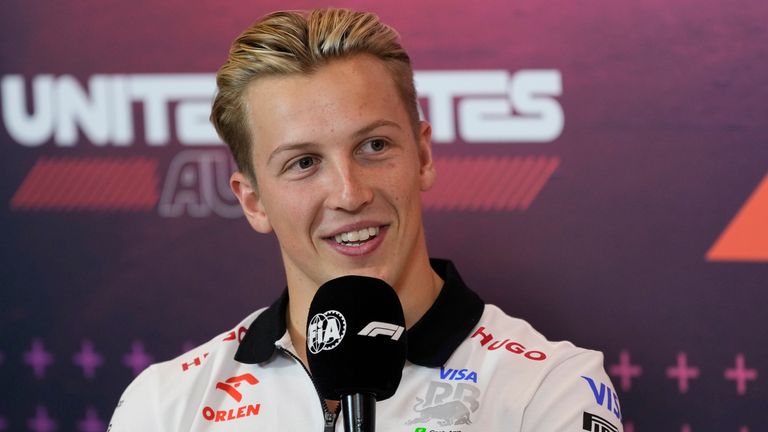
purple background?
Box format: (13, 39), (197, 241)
(1, 0), (767, 430)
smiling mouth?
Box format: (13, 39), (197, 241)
(333, 226), (380, 247)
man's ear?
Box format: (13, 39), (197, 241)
(230, 171), (273, 233)
(417, 121), (437, 191)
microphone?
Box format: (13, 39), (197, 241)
(306, 275), (407, 432)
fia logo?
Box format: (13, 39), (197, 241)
(307, 310), (346, 354)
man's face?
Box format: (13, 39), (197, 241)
(232, 54), (435, 293)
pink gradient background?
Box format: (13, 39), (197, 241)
(1, 0), (767, 429)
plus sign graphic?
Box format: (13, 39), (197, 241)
(123, 340), (153, 376)
(28, 406), (57, 432)
(77, 407), (105, 432)
(73, 340), (104, 379)
(666, 352), (700, 393)
(681, 425), (691, 432)
(23, 339), (54, 379)
(724, 353), (758, 395)
(609, 350), (643, 391)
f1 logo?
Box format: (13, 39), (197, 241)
(215, 373), (259, 402)
(358, 321), (405, 340)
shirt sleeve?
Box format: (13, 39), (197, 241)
(521, 350), (624, 432)
(107, 366), (164, 432)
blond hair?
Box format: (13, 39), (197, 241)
(210, 8), (418, 181)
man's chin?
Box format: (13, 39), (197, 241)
(323, 265), (391, 285)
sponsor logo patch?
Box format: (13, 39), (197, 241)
(581, 376), (622, 421)
(216, 373), (259, 402)
(439, 367), (478, 383)
(180, 352), (209, 372)
(222, 326), (248, 343)
(406, 381), (481, 426)
(471, 326), (547, 360)
(201, 373), (261, 422)
(202, 404), (260, 422)
(357, 321), (404, 340)
(583, 411), (619, 432)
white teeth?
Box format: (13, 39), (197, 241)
(333, 226), (380, 245)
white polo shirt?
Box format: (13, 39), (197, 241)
(109, 259), (623, 432)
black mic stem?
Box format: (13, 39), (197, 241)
(341, 392), (376, 432)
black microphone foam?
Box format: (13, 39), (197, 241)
(306, 275), (407, 401)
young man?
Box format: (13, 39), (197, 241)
(109, 9), (623, 431)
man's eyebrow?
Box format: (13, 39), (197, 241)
(268, 142), (317, 165)
(267, 120), (402, 165)
(351, 119), (402, 139)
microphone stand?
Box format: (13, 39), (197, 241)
(341, 392), (376, 432)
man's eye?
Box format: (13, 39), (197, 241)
(291, 156), (317, 171)
(361, 139), (388, 153)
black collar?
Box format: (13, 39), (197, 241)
(234, 259), (484, 367)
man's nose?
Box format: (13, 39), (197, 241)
(324, 160), (373, 212)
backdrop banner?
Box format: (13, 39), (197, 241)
(1, 1), (766, 430)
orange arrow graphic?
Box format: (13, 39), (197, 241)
(707, 173), (768, 262)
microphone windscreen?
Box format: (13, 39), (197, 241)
(306, 275), (407, 401)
